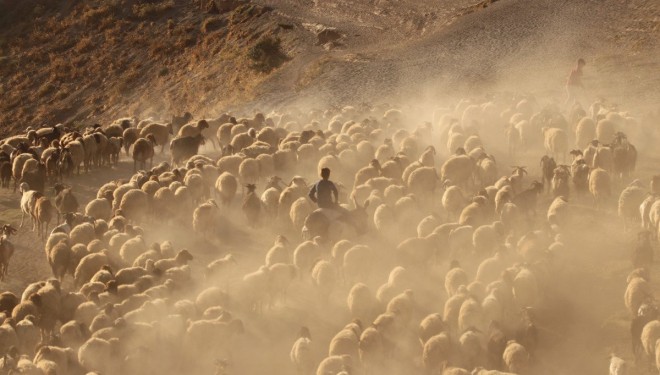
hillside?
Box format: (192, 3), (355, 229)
(0, 0), (308, 136)
(1, 0), (658, 136)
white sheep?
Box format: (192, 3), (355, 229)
(12, 154), (34, 192)
(346, 282), (376, 323)
(290, 327), (314, 375)
(119, 236), (147, 266)
(407, 166), (438, 204)
(641, 195), (658, 231)
(575, 117), (596, 149)
(593, 145), (613, 172)
(458, 297), (484, 333)
(315, 355), (351, 375)
(311, 260), (337, 302)
(513, 267), (539, 308)
(85, 198), (112, 222)
(641, 320), (660, 359)
(215, 172), (238, 206)
(502, 340), (529, 373)
(238, 158), (260, 186)
(70, 222), (95, 246)
(473, 224), (499, 256)
(293, 240), (321, 278)
(328, 323), (361, 361)
(589, 168), (611, 209)
(343, 245), (373, 284)
(441, 155), (474, 188)
(422, 332), (451, 373)
(290, 197), (314, 232)
(543, 127), (568, 162)
(616, 180), (645, 230)
(625, 275), (651, 316)
(609, 354), (628, 375)
(596, 119), (616, 144)
(376, 266), (412, 306)
(547, 196), (570, 228)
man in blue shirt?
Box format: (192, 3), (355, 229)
(309, 168), (339, 209)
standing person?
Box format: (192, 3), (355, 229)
(564, 58), (586, 111)
(309, 168), (339, 209)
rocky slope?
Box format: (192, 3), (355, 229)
(0, 0), (658, 136)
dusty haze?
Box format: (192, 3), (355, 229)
(0, 0), (659, 374)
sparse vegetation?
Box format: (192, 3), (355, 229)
(74, 36), (95, 54)
(132, 0), (175, 19)
(296, 56), (331, 91)
(248, 36), (288, 73)
(201, 16), (227, 34)
(0, 1), (283, 136)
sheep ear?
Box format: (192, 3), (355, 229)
(363, 199), (370, 209)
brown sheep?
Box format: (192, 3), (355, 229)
(140, 123), (172, 153)
(132, 134), (157, 172)
(33, 197), (54, 241)
(0, 225), (18, 280)
(53, 183), (79, 224)
(122, 127), (139, 156)
(178, 120), (209, 138)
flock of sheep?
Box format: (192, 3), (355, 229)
(0, 95), (656, 375)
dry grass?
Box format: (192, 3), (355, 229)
(248, 36), (288, 73)
(132, 0), (175, 19)
(0, 0), (290, 136)
(201, 16), (227, 34)
(296, 56), (331, 91)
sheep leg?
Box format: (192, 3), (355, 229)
(19, 211), (25, 228)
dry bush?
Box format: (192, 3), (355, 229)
(81, 2), (121, 25)
(201, 16), (227, 34)
(132, 0), (175, 18)
(74, 36), (94, 54)
(36, 81), (56, 98)
(247, 36), (288, 73)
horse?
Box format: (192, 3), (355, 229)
(301, 198), (370, 242)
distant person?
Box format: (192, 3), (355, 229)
(309, 168), (339, 210)
(564, 58), (586, 110)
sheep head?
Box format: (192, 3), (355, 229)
(510, 166), (527, 176)
(145, 134), (158, 146)
(176, 249), (194, 264)
(298, 326), (311, 340)
(1, 225), (17, 237)
(276, 234), (289, 245)
(53, 183), (69, 195)
(530, 181), (544, 193)
(197, 120), (209, 130)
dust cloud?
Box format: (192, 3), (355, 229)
(1, 0), (660, 374)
